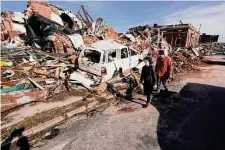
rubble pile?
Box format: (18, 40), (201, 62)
(1, 0), (119, 49)
(0, 47), (139, 112)
(200, 43), (225, 55)
(118, 25), (151, 51)
(2, 1), (219, 146)
(1, 11), (26, 43)
(83, 26), (119, 45)
(117, 24), (172, 53)
(104, 26), (119, 40)
(25, 1), (63, 20)
(169, 47), (201, 77)
(0, 0), (122, 113)
(83, 35), (101, 45)
(1, 0), (209, 113)
(0, 47), (79, 112)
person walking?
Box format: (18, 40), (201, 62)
(155, 50), (173, 94)
(140, 57), (156, 108)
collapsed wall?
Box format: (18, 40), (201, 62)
(0, 0), (120, 58)
(25, 0), (78, 29)
(1, 11), (26, 41)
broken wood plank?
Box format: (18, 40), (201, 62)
(28, 77), (44, 91)
(27, 48), (70, 64)
(131, 70), (143, 91)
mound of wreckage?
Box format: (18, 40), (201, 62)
(199, 42), (225, 56)
(0, 0), (208, 113)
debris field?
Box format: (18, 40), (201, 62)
(1, 0), (225, 146)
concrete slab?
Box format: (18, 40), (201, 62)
(10, 116), (65, 144)
(1, 96), (83, 130)
(66, 106), (86, 118)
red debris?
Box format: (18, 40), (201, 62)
(1, 89), (48, 112)
(54, 33), (75, 54)
(83, 35), (100, 45)
(25, 0), (58, 20)
(104, 26), (119, 40)
(1, 11), (17, 41)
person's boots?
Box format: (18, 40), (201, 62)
(165, 88), (170, 95)
(143, 95), (153, 108)
(165, 88), (169, 92)
(156, 88), (160, 94)
(143, 102), (149, 108)
(149, 94), (153, 103)
(163, 88), (170, 99)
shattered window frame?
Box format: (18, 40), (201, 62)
(83, 49), (102, 64)
(107, 49), (117, 63)
(129, 48), (138, 56)
(121, 48), (129, 59)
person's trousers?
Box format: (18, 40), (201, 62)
(146, 94), (153, 104)
(157, 76), (168, 91)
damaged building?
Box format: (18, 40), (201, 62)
(125, 23), (200, 50)
(155, 23), (200, 48)
(25, 0), (81, 29)
(1, 0), (119, 51)
(199, 33), (219, 43)
(1, 11), (27, 41)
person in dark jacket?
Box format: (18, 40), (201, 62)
(140, 56), (156, 108)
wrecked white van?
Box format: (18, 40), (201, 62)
(78, 40), (141, 81)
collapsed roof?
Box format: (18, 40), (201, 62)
(1, 0), (118, 42)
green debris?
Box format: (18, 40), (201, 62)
(1, 83), (31, 93)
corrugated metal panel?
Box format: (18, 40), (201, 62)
(1, 89), (48, 112)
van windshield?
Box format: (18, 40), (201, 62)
(83, 49), (101, 63)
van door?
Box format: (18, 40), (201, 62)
(129, 48), (139, 68)
(78, 49), (103, 76)
(120, 48), (130, 72)
(102, 50), (117, 81)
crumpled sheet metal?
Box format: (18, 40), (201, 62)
(69, 72), (96, 90)
(1, 89), (48, 112)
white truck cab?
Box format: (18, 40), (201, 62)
(78, 40), (140, 81)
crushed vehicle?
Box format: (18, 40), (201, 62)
(78, 40), (142, 81)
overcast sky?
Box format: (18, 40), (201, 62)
(2, 1), (225, 42)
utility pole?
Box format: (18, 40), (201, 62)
(157, 27), (160, 48)
(171, 27), (174, 47)
(198, 24), (201, 44)
(198, 24), (202, 33)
